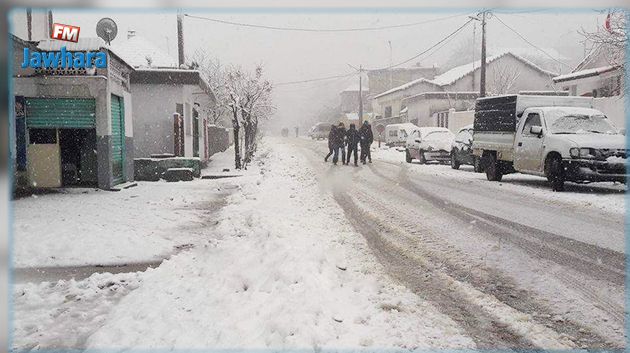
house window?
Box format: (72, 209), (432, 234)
(384, 106), (392, 118)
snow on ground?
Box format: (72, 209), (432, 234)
(83, 139), (475, 350)
(373, 147), (626, 215)
(12, 272), (143, 351)
(12, 180), (225, 268)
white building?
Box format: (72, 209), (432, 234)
(371, 51), (557, 126)
(113, 33), (216, 161)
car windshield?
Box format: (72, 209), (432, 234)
(546, 109), (618, 134)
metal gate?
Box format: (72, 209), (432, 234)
(25, 98), (96, 129)
(110, 95), (125, 184)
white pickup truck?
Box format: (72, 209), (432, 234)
(472, 95), (627, 191)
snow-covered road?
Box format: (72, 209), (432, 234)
(12, 137), (625, 351)
(296, 137), (625, 349)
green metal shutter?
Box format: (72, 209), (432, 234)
(110, 95), (125, 184)
(25, 98), (96, 129)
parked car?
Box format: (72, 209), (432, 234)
(450, 124), (482, 172)
(385, 123), (419, 147)
(405, 127), (454, 164)
(472, 94), (627, 191)
(309, 122), (331, 140)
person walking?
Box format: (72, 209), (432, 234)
(345, 123), (360, 166)
(332, 122), (347, 165)
(359, 120), (374, 164)
(324, 125), (336, 162)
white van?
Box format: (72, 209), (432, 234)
(384, 123), (419, 147)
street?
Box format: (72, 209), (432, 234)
(10, 137), (626, 350)
(293, 137), (624, 349)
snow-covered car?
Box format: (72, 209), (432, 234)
(385, 123), (419, 147)
(450, 124), (482, 172)
(309, 122), (331, 140)
(405, 127), (454, 164)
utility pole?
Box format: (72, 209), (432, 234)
(177, 10), (185, 68)
(358, 65), (363, 126)
(479, 10), (487, 97)
(471, 22), (476, 91)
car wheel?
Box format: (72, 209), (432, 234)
(473, 157), (483, 173)
(546, 156), (565, 191)
(450, 151), (460, 170)
(485, 153), (503, 181)
(418, 150), (426, 164)
(405, 149), (413, 163)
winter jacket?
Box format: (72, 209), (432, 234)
(333, 127), (346, 148)
(327, 127), (336, 148)
(359, 124), (374, 145)
(346, 127), (361, 146)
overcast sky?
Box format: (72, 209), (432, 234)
(10, 8), (608, 130)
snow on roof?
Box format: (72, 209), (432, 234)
(430, 51), (556, 86)
(373, 78), (438, 99)
(400, 107), (408, 114)
(553, 65), (621, 83)
(112, 35), (178, 69)
(374, 52), (556, 100)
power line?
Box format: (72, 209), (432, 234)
(184, 12), (470, 33)
(274, 17), (473, 86)
(493, 14), (571, 68)
(274, 71), (358, 86)
(367, 18), (474, 70)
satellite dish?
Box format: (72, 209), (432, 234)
(96, 18), (118, 44)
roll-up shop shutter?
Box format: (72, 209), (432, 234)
(25, 98), (96, 129)
(110, 94), (125, 184)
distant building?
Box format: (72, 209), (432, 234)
(367, 65), (439, 97)
(552, 44), (625, 128)
(339, 84), (370, 113)
(552, 44), (624, 98)
(113, 33), (216, 161)
(371, 52), (557, 127)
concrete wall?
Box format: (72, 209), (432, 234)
(593, 96), (625, 130)
(131, 83), (211, 162)
(374, 81), (442, 118)
(406, 97), (477, 127)
(448, 110), (475, 133)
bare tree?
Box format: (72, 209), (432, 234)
(579, 10), (627, 67)
(225, 65), (275, 169)
(489, 61), (521, 95)
(189, 50), (230, 126)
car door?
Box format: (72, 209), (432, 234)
(407, 130), (420, 156)
(456, 129), (473, 163)
(514, 111), (545, 173)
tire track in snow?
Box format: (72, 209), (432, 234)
(294, 140), (621, 349)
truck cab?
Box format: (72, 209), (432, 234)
(513, 106), (626, 190)
(472, 95), (627, 191)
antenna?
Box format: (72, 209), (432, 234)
(96, 18), (118, 44)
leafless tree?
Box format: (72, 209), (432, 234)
(189, 50), (230, 126)
(225, 65), (275, 169)
(579, 10), (627, 67)
(489, 62), (521, 95)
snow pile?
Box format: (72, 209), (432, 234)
(85, 140), (474, 350)
(12, 272), (143, 351)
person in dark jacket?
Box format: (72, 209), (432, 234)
(324, 125), (336, 162)
(359, 121), (374, 164)
(332, 123), (346, 165)
(345, 123), (361, 166)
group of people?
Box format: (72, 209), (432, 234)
(325, 121), (374, 166)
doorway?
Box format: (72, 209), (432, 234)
(59, 129), (98, 186)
